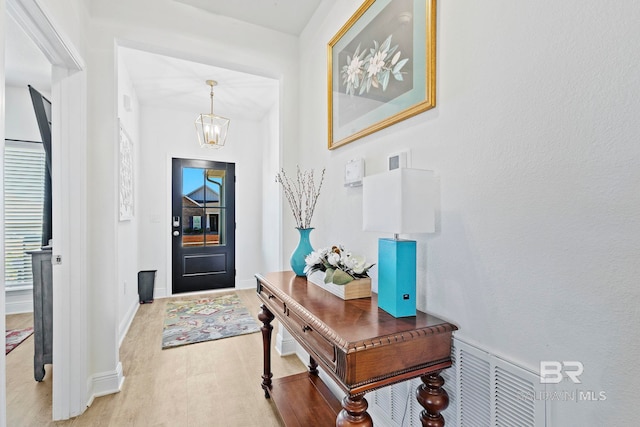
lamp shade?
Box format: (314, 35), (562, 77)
(362, 168), (436, 234)
(195, 113), (230, 148)
(195, 80), (230, 148)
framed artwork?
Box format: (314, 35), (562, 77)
(328, 0), (436, 149)
(119, 121), (134, 221)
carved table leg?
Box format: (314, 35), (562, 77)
(416, 370), (449, 427)
(336, 395), (373, 427)
(308, 356), (319, 376)
(258, 303), (275, 398)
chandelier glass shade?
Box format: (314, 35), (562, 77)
(195, 80), (230, 148)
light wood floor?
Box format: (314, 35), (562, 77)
(6, 289), (306, 426)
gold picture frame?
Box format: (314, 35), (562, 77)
(328, 0), (436, 149)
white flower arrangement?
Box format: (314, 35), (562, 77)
(304, 245), (374, 285)
(276, 166), (325, 229)
(341, 34), (409, 96)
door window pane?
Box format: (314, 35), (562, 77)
(181, 167), (226, 247)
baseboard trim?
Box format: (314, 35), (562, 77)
(275, 325), (297, 356)
(90, 362), (124, 399)
(5, 288), (33, 314)
(236, 278), (254, 289)
(154, 286), (168, 299)
(118, 298), (139, 348)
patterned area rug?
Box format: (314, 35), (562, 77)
(6, 327), (34, 355)
(162, 293), (260, 349)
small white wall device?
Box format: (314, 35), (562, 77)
(344, 158), (365, 187)
(387, 151), (408, 170)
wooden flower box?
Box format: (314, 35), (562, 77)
(306, 271), (371, 300)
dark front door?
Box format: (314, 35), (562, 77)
(172, 158), (235, 293)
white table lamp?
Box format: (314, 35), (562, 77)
(363, 168), (436, 317)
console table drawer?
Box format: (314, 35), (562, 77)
(258, 282), (337, 369)
(258, 286), (286, 315)
(288, 311), (336, 368)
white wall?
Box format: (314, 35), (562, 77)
(261, 106), (282, 272)
(40, 0), (85, 51)
(138, 105), (271, 295)
(116, 54), (140, 340)
(299, 0), (640, 425)
(4, 85), (46, 142)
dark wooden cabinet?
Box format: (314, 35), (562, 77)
(29, 248), (53, 381)
(256, 271), (457, 426)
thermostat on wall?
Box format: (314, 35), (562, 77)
(344, 158), (364, 187)
(388, 151), (409, 170)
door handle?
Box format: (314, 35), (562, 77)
(173, 231), (180, 236)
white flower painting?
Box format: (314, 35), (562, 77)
(328, 0), (436, 148)
(341, 35), (409, 96)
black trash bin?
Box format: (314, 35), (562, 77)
(138, 270), (156, 304)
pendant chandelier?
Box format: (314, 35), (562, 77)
(195, 80), (230, 148)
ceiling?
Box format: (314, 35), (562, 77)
(118, 47), (279, 121)
(173, 0), (322, 36)
(5, 0), (326, 121)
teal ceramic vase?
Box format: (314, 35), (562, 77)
(290, 228), (314, 276)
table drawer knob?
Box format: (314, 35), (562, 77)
(302, 325), (311, 333)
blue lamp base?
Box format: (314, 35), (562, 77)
(377, 238), (416, 318)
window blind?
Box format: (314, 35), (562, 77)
(4, 140), (46, 289)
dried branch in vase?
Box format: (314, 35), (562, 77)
(276, 166), (325, 229)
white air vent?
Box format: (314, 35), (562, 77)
(493, 358), (545, 426)
(458, 344), (492, 426)
(367, 337), (546, 427)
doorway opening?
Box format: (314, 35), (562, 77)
(4, 0), (88, 420)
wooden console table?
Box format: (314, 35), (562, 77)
(256, 271), (457, 426)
